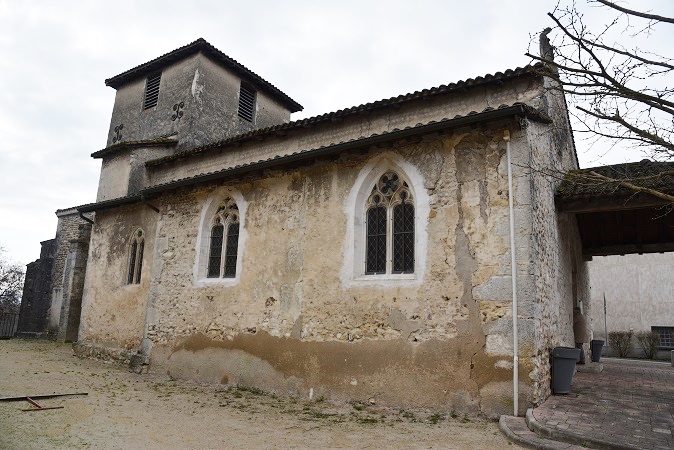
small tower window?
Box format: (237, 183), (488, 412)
(238, 84), (256, 122)
(143, 73), (161, 109)
(127, 229), (145, 284)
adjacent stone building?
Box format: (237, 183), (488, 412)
(25, 38), (590, 417)
(17, 208), (92, 340)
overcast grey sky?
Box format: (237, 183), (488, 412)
(1, 0), (672, 265)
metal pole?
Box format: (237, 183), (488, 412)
(505, 130), (518, 416)
(604, 293), (608, 342)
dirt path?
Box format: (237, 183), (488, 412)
(0, 339), (519, 449)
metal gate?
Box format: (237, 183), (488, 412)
(0, 313), (19, 339)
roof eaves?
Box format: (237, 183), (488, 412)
(79, 103), (546, 214)
(556, 160), (674, 201)
(91, 138), (179, 159)
(143, 103), (545, 194)
(147, 64), (546, 168)
(77, 194), (143, 214)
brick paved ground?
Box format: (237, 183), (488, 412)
(532, 358), (674, 449)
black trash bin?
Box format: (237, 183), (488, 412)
(551, 346), (581, 394)
(590, 339), (604, 362)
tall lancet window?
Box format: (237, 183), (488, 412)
(365, 171), (415, 275)
(127, 229), (145, 284)
(207, 198), (240, 278)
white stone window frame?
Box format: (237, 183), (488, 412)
(341, 154), (429, 288)
(193, 189), (248, 287)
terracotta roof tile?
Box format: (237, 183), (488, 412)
(78, 103), (548, 213)
(145, 64), (546, 168)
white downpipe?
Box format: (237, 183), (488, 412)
(504, 130), (519, 416)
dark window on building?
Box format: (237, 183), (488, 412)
(364, 172), (415, 275)
(238, 84), (256, 122)
(143, 73), (161, 109)
(207, 223), (224, 278)
(207, 198), (240, 278)
(392, 200), (415, 273)
(652, 326), (674, 349)
(223, 223), (240, 278)
(366, 206), (387, 274)
(127, 229), (145, 284)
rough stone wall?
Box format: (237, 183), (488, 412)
(17, 239), (56, 335)
(49, 210), (89, 332)
(57, 222), (92, 342)
(526, 78), (588, 404)
(79, 122), (544, 417)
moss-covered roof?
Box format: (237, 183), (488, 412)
(557, 159), (674, 200)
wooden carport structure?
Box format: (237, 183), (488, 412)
(556, 160), (674, 259)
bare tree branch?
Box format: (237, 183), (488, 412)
(588, 170), (674, 202)
(529, 1), (674, 162)
(595, 0), (674, 25)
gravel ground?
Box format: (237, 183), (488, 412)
(0, 339), (520, 449)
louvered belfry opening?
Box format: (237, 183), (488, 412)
(238, 84), (256, 122)
(143, 73), (161, 109)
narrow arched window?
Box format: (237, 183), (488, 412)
(365, 171), (415, 275)
(127, 229), (145, 284)
(207, 198), (240, 278)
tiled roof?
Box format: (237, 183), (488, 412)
(77, 103), (548, 213)
(146, 63), (546, 168)
(105, 38), (303, 113)
(557, 160), (674, 199)
(91, 137), (178, 159)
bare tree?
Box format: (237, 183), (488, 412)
(527, 0), (673, 161)
(0, 247), (24, 314)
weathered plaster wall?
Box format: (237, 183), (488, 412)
(79, 205), (157, 352)
(97, 152), (131, 201)
(589, 253), (674, 339)
(79, 124), (541, 417)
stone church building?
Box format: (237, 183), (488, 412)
(19, 38), (589, 417)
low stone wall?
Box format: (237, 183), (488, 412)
(73, 342), (135, 366)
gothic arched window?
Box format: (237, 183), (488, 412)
(127, 229), (145, 284)
(207, 198), (240, 278)
(365, 171), (415, 275)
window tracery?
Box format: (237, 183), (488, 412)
(207, 197), (240, 278)
(365, 171), (415, 275)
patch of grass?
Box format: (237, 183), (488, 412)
(236, 385), (264, 396)
(352, 403), (364, 411)
(429, 413), (445, 424)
